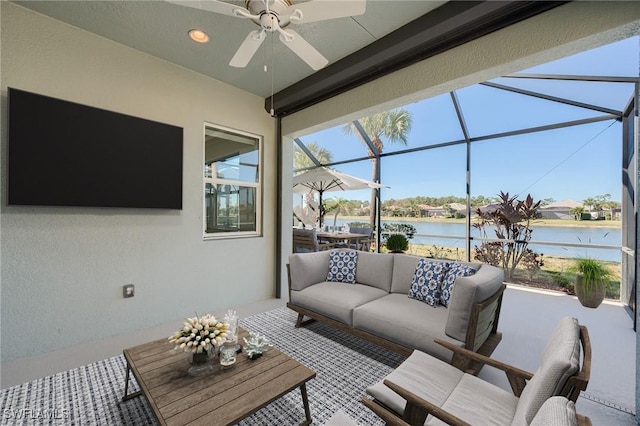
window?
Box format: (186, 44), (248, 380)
(204, 123), (262, 239)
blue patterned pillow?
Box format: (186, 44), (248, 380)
(326, 250), (358, 283)
(408, 259), (448, 307)
(440, 262), (476, 307)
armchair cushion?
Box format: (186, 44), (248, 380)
(529, 397), (578, 426)
(512, 317), (581, 425)
(408, 259), (448, 307)
(327, 250), (358, 283)
(367, 350), (518, 425)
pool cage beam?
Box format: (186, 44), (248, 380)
(450, 91), (473, 262)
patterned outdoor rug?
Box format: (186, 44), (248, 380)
(0, 307), (406, 425)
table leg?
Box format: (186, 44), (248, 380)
(300, 383), (312, 425)
(122, 360), (142, 401)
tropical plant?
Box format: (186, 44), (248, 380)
(570, 206), (585, 220)
(343, 109), (412, 226)
(472, 191), (542, 280)
(384, 233), (409, 253)
(570, 257), (612, 308)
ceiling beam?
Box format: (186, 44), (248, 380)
(267, 1), (567, 116)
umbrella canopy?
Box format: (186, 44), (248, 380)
(292, 167), (388, 227)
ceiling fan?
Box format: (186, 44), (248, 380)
(169, 0), (367, 70)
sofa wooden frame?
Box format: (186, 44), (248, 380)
(286, 264), (506, 375)
(361, 325), (592, 426)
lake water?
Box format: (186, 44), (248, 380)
(331, 219), (622, 262)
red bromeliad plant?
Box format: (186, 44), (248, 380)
(473, 191), (543, 280)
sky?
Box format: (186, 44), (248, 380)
(295, 36), (639, 205)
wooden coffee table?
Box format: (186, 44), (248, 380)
(122, 327), (316, 425)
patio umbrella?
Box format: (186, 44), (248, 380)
(292, 167), (388, 227)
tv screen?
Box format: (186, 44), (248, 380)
(8, 88), (183, 209)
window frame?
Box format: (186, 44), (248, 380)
(203, 122), (263, 240)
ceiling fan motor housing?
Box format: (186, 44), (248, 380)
(246, 0), (293, 31)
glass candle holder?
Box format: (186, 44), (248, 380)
(219, 338), (237, 369)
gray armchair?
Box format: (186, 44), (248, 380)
(364, 317), (591, 426)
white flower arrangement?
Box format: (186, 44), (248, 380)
(168, 313), (230, 354)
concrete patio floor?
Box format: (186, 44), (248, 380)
(480, 284), (636, 425)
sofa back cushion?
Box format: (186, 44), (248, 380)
(355, 251), (394, 292)
(512, 317), (581, 425)
(289, 251), (331, 291)
(391, 254), (423, 293)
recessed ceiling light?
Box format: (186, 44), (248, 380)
(188, 29), (210, 43)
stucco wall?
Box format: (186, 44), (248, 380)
(1, 3), (276, 363)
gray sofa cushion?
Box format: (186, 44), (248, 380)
(290, 282), (388, 326)
(390, 254), (422, 294)
(353, 294), (463, 362)
(289, 251), (331, 291)
(355, 251), (394, 292)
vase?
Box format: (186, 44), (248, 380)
(188, 351), (214, 376)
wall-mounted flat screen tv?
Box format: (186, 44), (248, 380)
(8, 88), (183, 209)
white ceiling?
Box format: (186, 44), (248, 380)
(13, 0), (446, 98)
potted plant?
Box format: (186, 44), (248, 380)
(385, 233), (409, 253)
(571, 257), (612, 308)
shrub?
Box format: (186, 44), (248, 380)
(385, 233), (409, 252)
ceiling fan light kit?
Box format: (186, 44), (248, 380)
(188, 28), (210, 43)
(170, 0), (366, 70)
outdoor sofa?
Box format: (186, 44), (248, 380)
(287, 250), (505, 373)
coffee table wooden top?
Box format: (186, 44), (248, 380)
(123, 327), (316, 426)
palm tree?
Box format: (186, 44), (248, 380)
(324, 197), (350, 229)
(293, 142), (332, 172)
(342, 109), (412, 225)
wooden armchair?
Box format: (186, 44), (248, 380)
(364, 317), (591, 426)
(292, 228), (334, 253)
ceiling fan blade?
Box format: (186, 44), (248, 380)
(166, 0), (245, 17)
(279, 29), (328, 70)
(289, 0), (366, 24)
(230, 30), (266, 68)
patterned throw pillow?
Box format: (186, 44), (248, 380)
(326, 250), (358, 283)
(440, 262), (477, 307)
(408, 259), (448, 307)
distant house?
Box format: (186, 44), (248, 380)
(428, 202), (467, 218)
(418, 204), (433, 217)
(540, 199), (583, 220)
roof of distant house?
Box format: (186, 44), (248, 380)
(541, 199), (583, 209)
